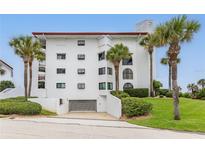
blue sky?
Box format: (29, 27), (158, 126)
(0, 14), (204, 91)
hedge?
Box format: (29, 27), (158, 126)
(121, 97), (152, 117)
(110, 91), (130, 99)
(0, 101), (42, 115)
(0, 80), (15, 92)
(124, 88), (149, 98)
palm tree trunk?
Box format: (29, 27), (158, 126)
(149, 52), (154, 97)
(24, 61), (28, 101)
(114, 64), (120, 93)
(168, 63), (172, 91)
(171, 60), (180, 120)
(28, 61), (33, 97)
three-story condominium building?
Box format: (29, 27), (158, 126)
(30, 21), (156, 118)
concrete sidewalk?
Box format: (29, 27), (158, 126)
(0, 117), (202, 139)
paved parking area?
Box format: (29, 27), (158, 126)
(1, 118), (205, 139)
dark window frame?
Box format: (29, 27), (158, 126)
(107, 67), (112, 75)
(107, 82), (113, 90)
(57, 53), (66, 60)
(77, 68), (85, 74)
(77, 54), (85, 60)
(99, 82), (106, 90)
(98, 51), (105, 61)
(57, 68), (66, 74)
(99, 67), (106, 75)
(123, 68), (133, 79)
(123, 83), (134, 90)
(122, 57), (133, 65)
(78, 40), (85, 46)
(56, 83), (66, 89)
(38, 81), (45, 89)
(77, 83), (85, 89)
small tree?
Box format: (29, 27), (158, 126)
(197, 79), (205, 89)
(106, 43), (132, 93)
(187, 83), (199, 98)
(153, 80), (163, 96)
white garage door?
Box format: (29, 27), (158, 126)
(69, 100), (97, 112)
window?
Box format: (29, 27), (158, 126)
(123, 68), (133, 79)
(99, 82), (106, 90)
(123, 83), (134, 90)
(38, 81), (45, 89)
(78, 68), (85, 74)
(77, 83), (85, 89)
(78, 40), (85, 46)
(98, 51), (105, 61)
(39, 66), (45, 72)
(107, 82), (113, 90)
(57, 68), (66, 74)
(99, 67), (105, 75)
(107, 67), (112, 75)
(77, 54), (85, 60)
(56, 83), (66, 89)
(122, 57), (133, 65)
(57, 53), (66, 60)
(38, 75), (45, 80)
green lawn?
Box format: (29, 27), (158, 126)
(0, 96), (56, 116)
(128, 98), (205, 133)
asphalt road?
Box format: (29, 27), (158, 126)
(1, 118), (205, 139)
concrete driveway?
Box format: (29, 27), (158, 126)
(1, 117), (205, 139)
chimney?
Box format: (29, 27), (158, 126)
(136, 20), (154, 33)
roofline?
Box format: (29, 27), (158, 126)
(0, 59), (13, 70)
(32, 32), (148, 37)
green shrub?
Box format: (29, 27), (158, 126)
(182, 92), (191, 98)
(0, 101), (42, 115)
(121, 97), (152, 117)
(159, 89), (169, 96)
(153, 80), (163, 96)
(196, 89), (205, 99)
(111, 91), (130, 99)
(0, 80), (15, 92)
(201, 97), (205, 100)
(124, 88), (149, 98)
(159, 95), (164, 98)
(165, 91), (173, 97)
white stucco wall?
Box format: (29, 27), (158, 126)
(31, 34), (155, 117)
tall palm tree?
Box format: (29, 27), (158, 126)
(28, 40), (45, 97)
(140, 34), (158, 97)
(9, 36), (45, 100)
(156, 15), (200, 120)
(0, 64), (5, 75)
(161, 53), (181, 91)
(106, 43), (132, 93)
(197, 79), (205, 89)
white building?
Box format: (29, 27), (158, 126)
(30, 21), (156, 118)
(0, 59), (13, 82)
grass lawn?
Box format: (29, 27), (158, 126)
(0, 96), (56, 116)
(128, 97), (205, 133)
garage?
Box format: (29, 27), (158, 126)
(69, 100), (97, 112)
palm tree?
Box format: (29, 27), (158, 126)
(160, 53), (180, 91)
(187, 83), (199, 97)
(0, 64), (5, 75)
(156, 15), (200, 120)
(28, 40), (45, 97)
(197, 79), (205, 89)
(140, 34), (158, 97)
(9, 36), (45, 100)
(106, 43), (132, 93)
